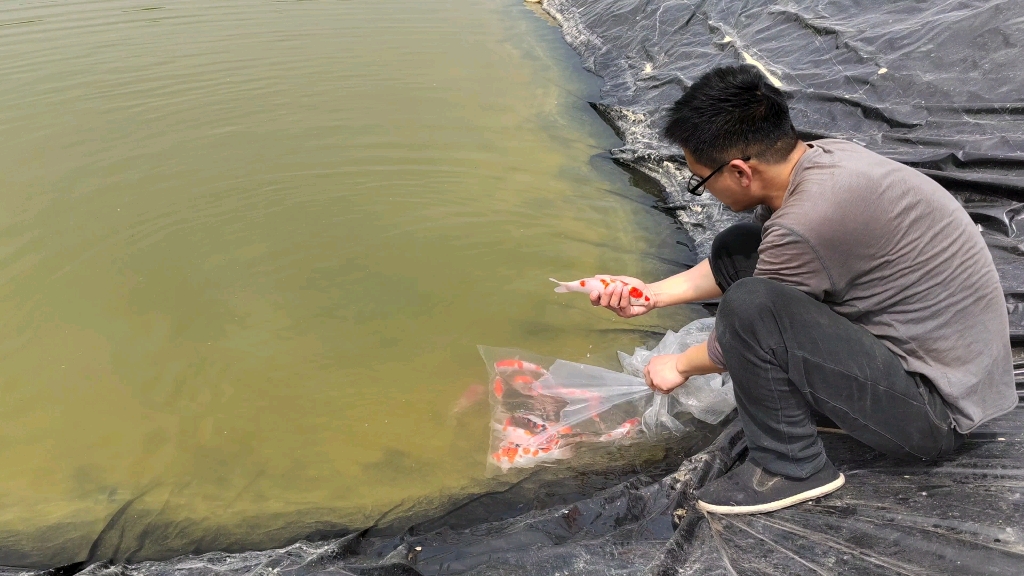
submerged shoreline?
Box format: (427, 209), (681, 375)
(0, 0), (694, 570)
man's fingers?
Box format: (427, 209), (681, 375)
(592, 282), (649, 318)
(612, 284), (626, 309)
(643, 366), (654, 390)
(604, 285), (616, 308)
(599, 285), (613, 307)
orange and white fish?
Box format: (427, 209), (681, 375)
(550, 276), (652, 305)
(598, 418), (642, 442)
(451, 384), (486, 414)
(491, 359), (550, 399)
(490, 442), (574, 470)
(493, 359), (549, 377)
(490, 423), (574, 470)
(491, 373), (542, 399)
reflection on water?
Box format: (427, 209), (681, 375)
(0, 0), (697, 566)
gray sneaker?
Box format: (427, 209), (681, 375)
(696, 459), (845, 515)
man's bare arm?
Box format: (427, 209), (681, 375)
(676, 341), (724, 377)
(644, 341), (725, 393)
(648, 258), (723, 307)
(590, 258), (723, 317)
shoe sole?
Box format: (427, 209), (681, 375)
(696, 473), (845, 515)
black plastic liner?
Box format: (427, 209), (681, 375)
(543, 0), (1024, 340)
(546, 0), (1024, 201)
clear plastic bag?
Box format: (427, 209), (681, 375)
(480, 318), (735, 473)
(618, 317), (736, 425)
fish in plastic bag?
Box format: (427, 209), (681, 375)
(480, 318), (735, 473)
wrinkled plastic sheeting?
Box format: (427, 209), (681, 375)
(480, 318), (734, 473)
(661, 401), (1024, 575)
(541, 0), (1024, 337)
(962, 194), (1024, 340)
(542, 0), (1024, 225)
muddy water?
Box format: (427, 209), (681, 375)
(0, 0), (697, 565)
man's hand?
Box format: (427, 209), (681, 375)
(589, 276), (657, 318)
(644, 354), (688, 394)
(643, 342), (723, 394)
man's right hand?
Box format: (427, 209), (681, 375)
(589, 276), (657, 318)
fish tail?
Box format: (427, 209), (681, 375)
(550, 278), (569, 293)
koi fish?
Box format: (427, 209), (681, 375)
(490, 442), (575, 470)
(532, 379), (601, 400)
(491, 359), (549, 399)
(451, 384), (485, 414)
(492, 374), (541, 399)
(550, 276), (651, 305)
(530, 378), (604, 419)
(599, 418), (642, 442)
(494, 359), (549, 378)
(490, 422), (574, 470)
(508, 412), (553, 435)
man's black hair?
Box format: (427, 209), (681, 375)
(663, 65), (798, 167)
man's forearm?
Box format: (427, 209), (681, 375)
(675, 341), (725, 378)
(649, 258), (723, 307)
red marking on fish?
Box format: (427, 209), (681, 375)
(493, 378), (504, 399)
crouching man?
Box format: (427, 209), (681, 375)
(591, 65), (1017, 514)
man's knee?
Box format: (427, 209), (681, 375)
(711, 222), (762, 262)
(709, 222), (762, 291)
(717, 276), (784, 329)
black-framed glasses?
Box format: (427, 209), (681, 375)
(686, 156), (751, 196)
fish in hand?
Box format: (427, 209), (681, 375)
(550, 276), (651, 305)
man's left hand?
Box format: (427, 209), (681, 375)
(644, 354), (688, 394)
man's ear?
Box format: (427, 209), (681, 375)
(730, 159), (753, 187)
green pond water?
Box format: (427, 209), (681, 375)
(0, 0), (699, 565)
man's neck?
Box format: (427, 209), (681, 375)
(760, 142), (809, 211)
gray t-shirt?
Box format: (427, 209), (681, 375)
(706, 139), (1017, 433)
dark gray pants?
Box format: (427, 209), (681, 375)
(710, 223), (962, 478)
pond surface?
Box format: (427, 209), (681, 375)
(0, 0), (697, 565)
